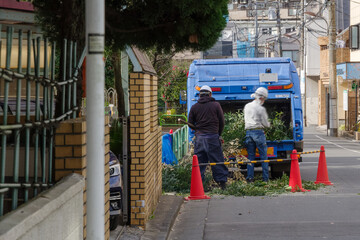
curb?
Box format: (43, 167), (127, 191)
(141, 195), (184, 240)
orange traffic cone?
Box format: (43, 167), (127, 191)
(185, 155), (211, 201)
(289, 149), (309, 192)
(314, 145), (333, 185)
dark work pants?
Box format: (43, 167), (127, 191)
(194, 133), (228, 183)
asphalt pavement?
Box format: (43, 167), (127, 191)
(113, 126), (360, 240)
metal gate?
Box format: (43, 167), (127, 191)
(0, 26), (84, 215)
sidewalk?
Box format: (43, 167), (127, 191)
(312, 124), (359, 141)
(111, 126), (357, 240)
(111, 195), (184, 240)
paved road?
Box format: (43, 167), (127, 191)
(168, 127), (360, 240)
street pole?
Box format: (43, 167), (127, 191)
(329, 0), (338, 136)
(276, 0), (282, 57)
(86, 0), (105, 239)
(255, 0), (258, 57)
(300, 0), (306, 126)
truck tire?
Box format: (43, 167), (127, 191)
(270, 162), (291, 178)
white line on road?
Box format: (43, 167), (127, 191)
(316, 135), (360, 154)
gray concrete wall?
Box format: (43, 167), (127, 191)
(0, 173), (84, 240)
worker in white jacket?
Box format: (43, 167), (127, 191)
(243, 87), (270, 182)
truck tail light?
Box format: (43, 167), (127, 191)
(268, 83), (293, 90)
(195, 86), (222, 92)
(211, 87), (222, 92)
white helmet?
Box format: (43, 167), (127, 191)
(200, 85), (212, 93)
(255, 87), (268, 98)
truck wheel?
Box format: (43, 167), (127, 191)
(270, 163), (291, 178)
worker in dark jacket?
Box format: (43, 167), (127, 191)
(188, 85), (228, 190)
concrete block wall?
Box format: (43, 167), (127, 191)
(0, 174), (85, 240)
(129, 73), (162, 227)
(54, 117), (110, 240)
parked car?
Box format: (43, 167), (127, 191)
(109, 151), (123, 230)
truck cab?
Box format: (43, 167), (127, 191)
(187, 58), (303, 177)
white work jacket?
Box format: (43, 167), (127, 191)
(244, 99), (270, 130)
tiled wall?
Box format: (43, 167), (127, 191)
(55, 117), (110, 239)
(129, 73), (162, 227)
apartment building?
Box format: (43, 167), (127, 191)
(347, 0), (360, 129)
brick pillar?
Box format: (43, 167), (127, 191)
(54, 117), (110, 240)
(129, 73), (162, 228)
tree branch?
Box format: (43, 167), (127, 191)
(105, 20), (176, 33)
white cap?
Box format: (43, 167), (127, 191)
(200, 85), (212, 93)
(255, 87), (268, 98)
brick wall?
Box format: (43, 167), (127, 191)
(129, 73), (162, 227)
(54, 117), (110, 240)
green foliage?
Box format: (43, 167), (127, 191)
(109, 119), (123, 160)
(222, 111), (246, 148)
(162, 161), (192, 193)
(34, 0), (228, 53)
(106, 0), (229, 52)
(104, 48), (115, 89)
(222, 110), (293, 148)
(159, 64), (188, 106)
(211, 175), (325, 196)
(162, 159), (212, 193)
(33, 0), (85, 44)
(266, 112), (293, 141)
(162, 165), (326, 195)
(146, 48), (190, 109)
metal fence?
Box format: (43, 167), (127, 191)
(0, 26), (84, 216)
(172, 125), (189, 160)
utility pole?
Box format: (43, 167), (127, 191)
(276, 0), (282, 57)
(255, 0), (259, 57)
(329, 0), (338, 136)
(86, 0), (105, 239)
(300, 0), (306, 126)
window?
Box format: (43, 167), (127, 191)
(247, 10), (254, 17)
(283, 50), (299, 63)
(350, 25), (359, 49)
(262, 28), (272, 35)
(247, 9), (268, 17)
(285, 27), (296, 34)
(288, 8), (297, 16)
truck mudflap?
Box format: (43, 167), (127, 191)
(267, 140), (295, 158)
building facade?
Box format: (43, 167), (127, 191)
(348, 0), (360, 129)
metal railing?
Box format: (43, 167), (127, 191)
(0, 26), (84, 215)
(159, 114), (187, 127)
(171, 125), (189, 160)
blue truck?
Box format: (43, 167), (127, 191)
(186, 57), (304, 177)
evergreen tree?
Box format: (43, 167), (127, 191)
(33, 0), (228, 52)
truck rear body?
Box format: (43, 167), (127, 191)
(187, 58), (304, 166)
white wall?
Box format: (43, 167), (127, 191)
(0, 174), (84, 240)
(350, 0), (360, 61)
(306, 76), (319, 126)
(305, 15), (328, 76)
